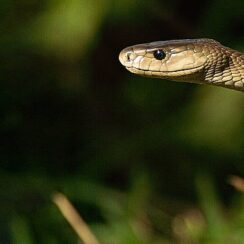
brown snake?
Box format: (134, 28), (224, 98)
(119, 39), (244, 92)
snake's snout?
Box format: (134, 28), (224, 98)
(119, 47), (135, 67)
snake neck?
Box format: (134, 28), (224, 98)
(204, 47), (244, 91)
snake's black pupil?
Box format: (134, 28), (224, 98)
(153, 50), (166, 60)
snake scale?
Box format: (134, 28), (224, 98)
(119, 39), (244, 92)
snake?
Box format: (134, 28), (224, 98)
(119, 39), (244, 92)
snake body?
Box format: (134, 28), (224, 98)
(119, 39), (244, 92)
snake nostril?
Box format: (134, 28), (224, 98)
(119, 48), (135, 65)
(126, 52), (132, 62)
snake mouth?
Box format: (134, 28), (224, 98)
(125, 65), (204, 75)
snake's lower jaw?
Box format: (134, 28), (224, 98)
(125, 65), (206, 84)
(125, 67), (146, 76)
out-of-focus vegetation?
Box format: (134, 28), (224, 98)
(1, 0), (244, 243)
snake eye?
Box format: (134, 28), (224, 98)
(153, 49), (166, 60)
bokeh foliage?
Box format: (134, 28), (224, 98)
(0, 0), (244, 243)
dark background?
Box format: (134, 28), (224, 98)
(1, 0), (244, 243)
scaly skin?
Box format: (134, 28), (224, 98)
(119, 39), (244, 92)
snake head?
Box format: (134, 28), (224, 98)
(119, 39), (223, 84)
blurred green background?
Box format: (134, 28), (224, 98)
(1, 0), (244, 243)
